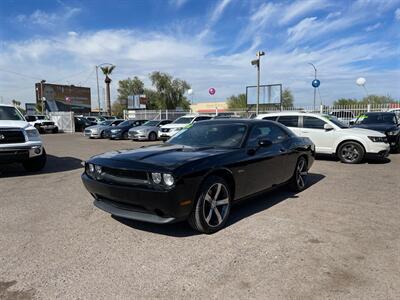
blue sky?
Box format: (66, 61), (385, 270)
(0, 0), (399, 107)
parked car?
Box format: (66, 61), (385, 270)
(0, 104), (46, 171)
(256, 112), (390, 163)
(329, 110), (355, 124)
(82, 119), (315, 233)
(25, 115), (59, 133)
(352, 112), (400, 152)
(74, 116), (93, 132)
(104, 119), (147, 140)
(84, 119), (124, 138)
(103, 116), (118, 120)
(86, 116), (106, 124)
(128, 120), (172, 141)
(158, 114), (213, 141)
(388, 108), (400, 120)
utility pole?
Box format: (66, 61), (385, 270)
(40, 79), (46, 114)
(251, 51), (265, 116)
(309, 63), (317, 111)
(95, 66), (101, 115)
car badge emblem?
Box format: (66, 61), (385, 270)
(0, 134), (5, 140)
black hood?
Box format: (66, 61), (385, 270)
(89, 143), (232, 170)
(353, 123), (398, 133)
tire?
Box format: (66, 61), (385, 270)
(52, 127), (59, 134)
(188, 176), (231, 234)
(100, 131), (105, 138)
(34, 124), (43, 134)
(123, 131), (129, 140)
(149, 131), (157, 141)
(337, 141), (364, 164)
(288, 156), (308, 192)
(393, 138), (400, 153)
(22, 148), (47, 172)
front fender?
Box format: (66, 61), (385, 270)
(333, 136), (369, 153)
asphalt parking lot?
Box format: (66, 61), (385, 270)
(1, 133), (399, 299)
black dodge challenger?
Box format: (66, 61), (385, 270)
(82, 119), (315, 233)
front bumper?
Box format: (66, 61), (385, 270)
(84, 130), (101, 138)
(365, 142), (390, 155)
(109, 131), (123, 139)
(39, 125), (57, 131)
(81, 174), (195, 223)
(158, 130), (176, 141)
(0, 142), (43, 163)
(128, 131), (148, 140)
(365, 149), (390, 159)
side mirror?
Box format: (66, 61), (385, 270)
(324, 123), (334, 131)
(258, 139), (273, 147)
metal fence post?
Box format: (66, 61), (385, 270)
(166, 110), (168, 120)
(367, 104), (371, 112)
(320, 105), (323, 114)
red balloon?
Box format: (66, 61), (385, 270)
(208, 88), (216, 95)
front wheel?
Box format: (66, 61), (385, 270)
(22, 149), (47, 172)
(188, 176), (231, 234)
(337, 141), (364, 164)
(52, 127), (59, 133)
(288, 156), (308, 192)
(148, 131), (157, 141)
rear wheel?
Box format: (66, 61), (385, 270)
(188, 176), (231, 234)
(123, 131), (129, 140)
(149, 131), (157, 141)
(288, 156), (308, 192)
(338, 141), (364, 164)
(22, 149), (47, 172)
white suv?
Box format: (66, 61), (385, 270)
(158, 114), (212, 141)
(256, 112), (390, 163)
(0, 104), (46, 171)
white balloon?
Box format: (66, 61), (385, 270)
(187, 89), (193, 95)
(356, 77), (366, 86)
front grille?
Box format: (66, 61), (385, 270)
(84, 129), (91, 134)
(130, 131), (138, 135)
(42, 121), (54, 126)
(0, 129), (25, 144)
(161, 128), (170, 132)
(102, 167), (148, 181)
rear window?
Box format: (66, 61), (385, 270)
(277, 116), (299, 127)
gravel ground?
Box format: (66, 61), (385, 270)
(1, 133), (399, 299)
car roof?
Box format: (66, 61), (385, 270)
(195, 119), (274, 125)
(257, 111), (326, 117)
(363, 112), (395, 115)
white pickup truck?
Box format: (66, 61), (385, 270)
(0, 104), (47, 171)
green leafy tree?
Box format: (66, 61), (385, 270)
(149, 71), (191, 109)
(333, 98), (359, 106)
(227, 94), (247, 109)
(282, 88), (294, 107)
(117, 76), (145, 107)
(111, 100), (125, 118)
(360, 95), (394, 105)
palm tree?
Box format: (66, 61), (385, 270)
(100, 65), (115, 115)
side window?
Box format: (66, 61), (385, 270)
(262, 116), (277, 121)
(277, 116), (299, 127)
(303, 116), (326, 129)
(160, 120), (171, 126)
(195, 116), (211, 122)
(247, 124), (288, 147)
(25, 116), (35, 122)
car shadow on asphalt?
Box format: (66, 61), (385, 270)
(113, 172), (325, 237)
(315, 154), (391, 164)
(0, 155), (83, 178)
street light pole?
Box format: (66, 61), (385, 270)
(40, 79), (46, 114)
(95, 66), (101, 115)
(251, 51), (265, 116)
(309, 63), (317, 111)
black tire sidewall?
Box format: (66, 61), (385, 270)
(23, 149), (47, 172)
(289, 156), (308, 192)
(149, 132), (156, 141)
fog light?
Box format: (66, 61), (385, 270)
(163, 173), (174, 186)
(152, 172), (162, 184)
(34, 148), (41, 154)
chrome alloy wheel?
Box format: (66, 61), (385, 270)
(341, 144), (360, 162)
(296, 158), (308, 189)
(202, 183), (230, 227)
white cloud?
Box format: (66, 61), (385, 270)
(169, 0), (189, 9)
(197, 0), (232, 39)
(287, 17), (318, 43)
(280, 0), (332, 25)
(365, 22), (382, 31)
(396, 8), (400, 20)
(15, 7), (80, 26)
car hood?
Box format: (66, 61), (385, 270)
(160, 123), (189, 129)
(352, 124), (398, 133)
(342, 127), (387, 136)
(86, 124), (108, 130)
(90, 143), (232, 170)
(0, 120), (30, 129)
(129, 125), (151, 132)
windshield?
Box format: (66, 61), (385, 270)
(143, 120), (159, 126)
(167, 123), (247, 148)
(118, 120), (131, 127)
(0, 106), (25, 121)
(99, 120), (113, 126)
(323, 115), (349, 128)
(355, 113), (397, 125)
(173, 117), (194, 124)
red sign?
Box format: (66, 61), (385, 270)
(208, 88), (216, 95)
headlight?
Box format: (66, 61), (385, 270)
(163, 174), (175, 186)
(151, 172), (162, 184)
(111, 129), (121, 133)
(172, 127), (182, 131)
(86, 163), (95, 178)
(368, 136), (387, 143)
(25, 128), (40, 141)
(387, 129), (400, 136)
